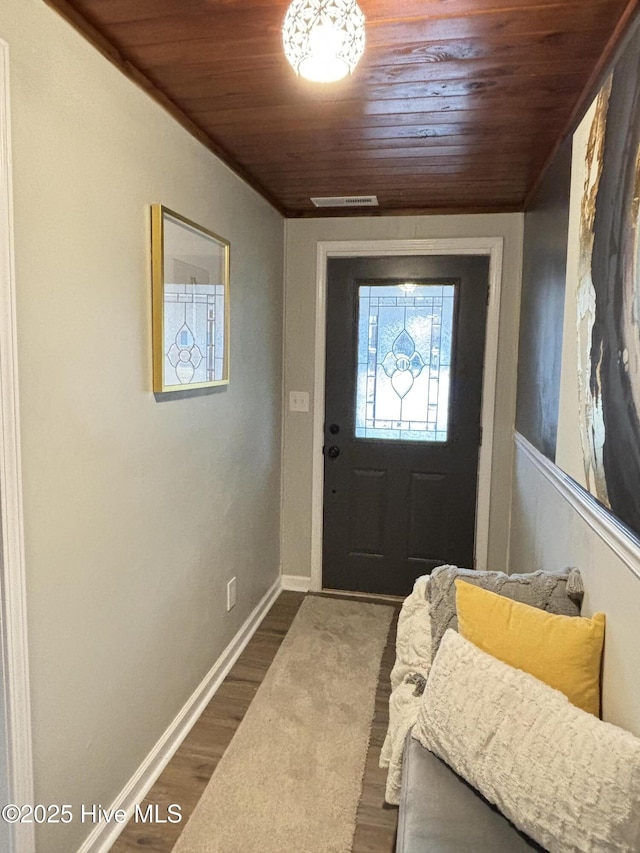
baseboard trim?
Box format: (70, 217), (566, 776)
(515, 432), (640, 581)
(281, 574), (311, 592)
(77, 577), (282, 853)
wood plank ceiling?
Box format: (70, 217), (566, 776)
(45, 0), (638, 216)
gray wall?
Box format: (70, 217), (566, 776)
(1, 1), (284, 850)
(515, 139), (572, 461)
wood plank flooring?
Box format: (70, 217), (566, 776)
(110, 591), (399, 853)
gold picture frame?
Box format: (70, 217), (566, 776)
(151, 204), (230, 393)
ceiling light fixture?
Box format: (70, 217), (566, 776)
(283, 0), (365, 84)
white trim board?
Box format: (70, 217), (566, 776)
(0, 39), (36, 853)
(310, 238), (504, 592)
(77, 578), (281, 853)
(515, 432), (640, 582)
(280, 574), (311, 593)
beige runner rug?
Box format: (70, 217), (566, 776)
(172, 595), (393, 853)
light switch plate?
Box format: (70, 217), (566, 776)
(289, 391), (310, 412)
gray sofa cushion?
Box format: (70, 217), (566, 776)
(396, 735), (544, 853)
(429, 566), (583, 660)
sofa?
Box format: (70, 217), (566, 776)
(396, 734), (542, 852)
(384, 565), (640, 853)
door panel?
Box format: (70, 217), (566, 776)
(323, 255), (489, 597)
(349, 469), (386, 556)
(408, 471), (447, 561)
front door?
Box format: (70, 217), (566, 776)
(322, 255), (489, 597)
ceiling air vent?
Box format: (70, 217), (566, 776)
(310, 195), (379, 208)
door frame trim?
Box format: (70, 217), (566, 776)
(0, 39), (36, 853)
(311, 237), (504, 592)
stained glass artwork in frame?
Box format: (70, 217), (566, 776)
(355, 282), (456, 441)
(151, 205), (230, 393)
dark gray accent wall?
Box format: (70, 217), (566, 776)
(515, 137), (572, 461)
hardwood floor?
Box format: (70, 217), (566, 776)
(110, 590), (399, 852)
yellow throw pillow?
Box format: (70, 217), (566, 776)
(455, 580), (605, 716)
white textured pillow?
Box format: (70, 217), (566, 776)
(414, 630), (640, 853)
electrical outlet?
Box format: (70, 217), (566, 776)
(227, 577), (237, 612)
(289, 390), (310, 412)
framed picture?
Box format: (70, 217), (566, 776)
(151, 204), (230, 393)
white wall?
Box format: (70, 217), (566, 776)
(510, 436), (640, 736)
(1, 1), (284, 850)
(282, 214), (524, 583)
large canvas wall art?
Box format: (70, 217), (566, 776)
(557, 29), (640, 535)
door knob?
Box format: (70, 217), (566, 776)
(329, 423), (340, 435)
(327, 446), (340, 459)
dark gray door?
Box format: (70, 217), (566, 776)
(322, 255), (489, 597)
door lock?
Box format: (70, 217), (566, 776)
(327, 446), (341, 459)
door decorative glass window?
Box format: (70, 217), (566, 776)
(355, 283), (455, 441)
